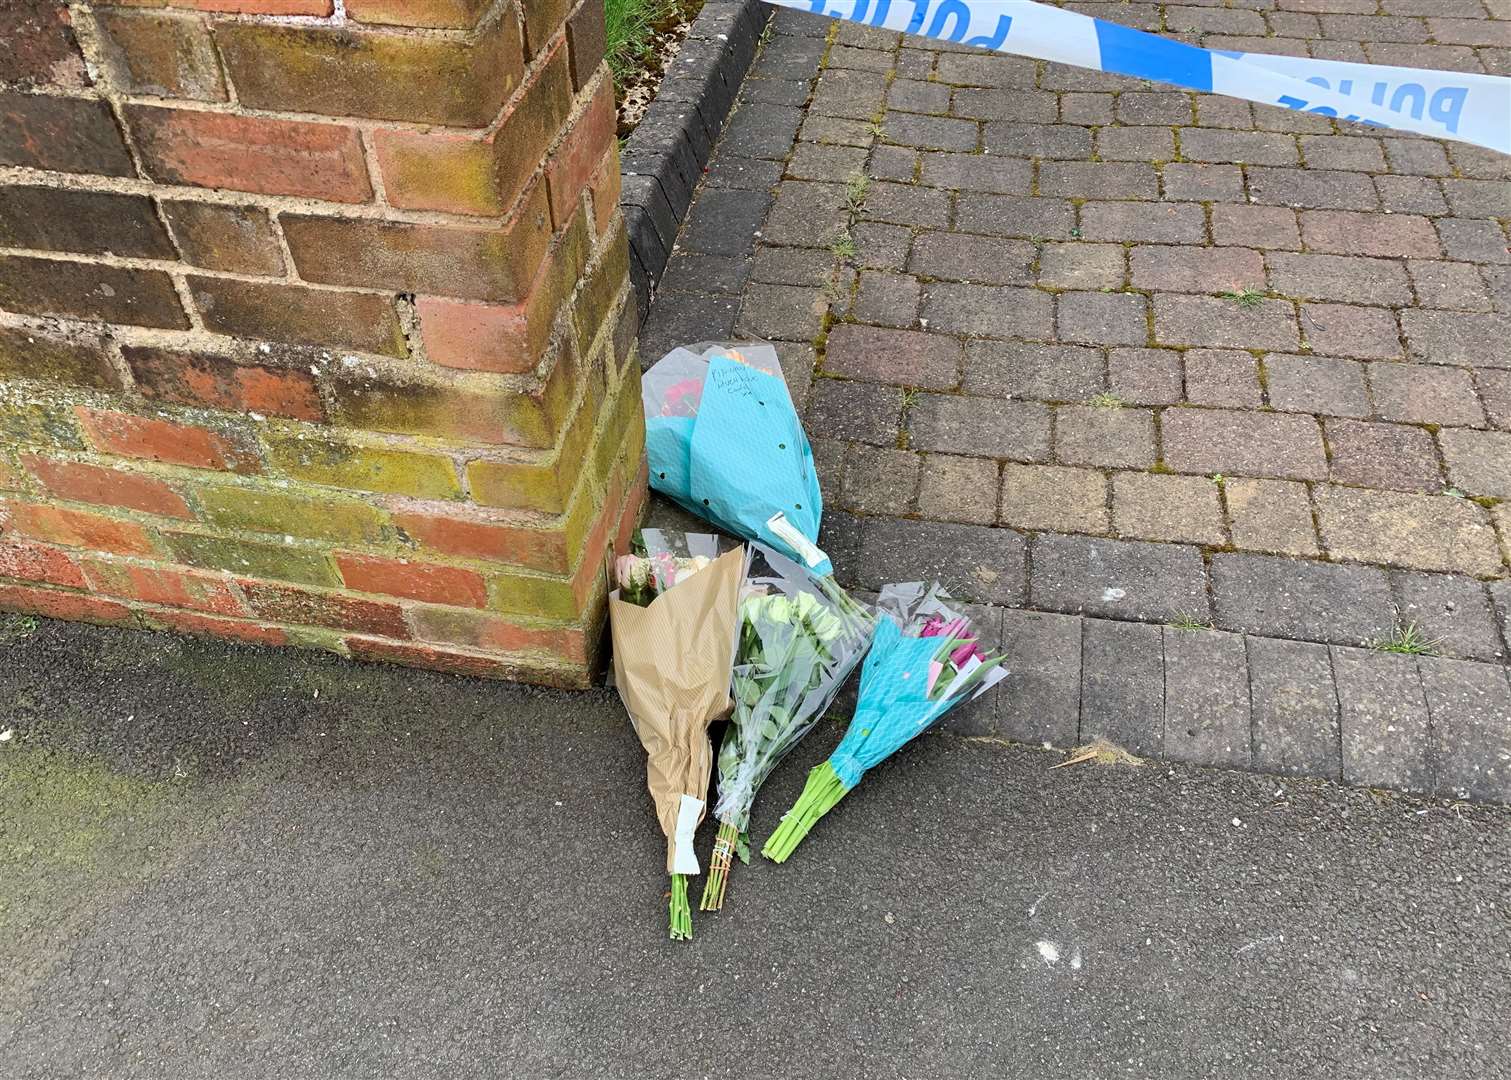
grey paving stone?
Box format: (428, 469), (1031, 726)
(703, 155), (784, 190)
(1080, 618), (1164, 756)
(997, 608), (1082, 747)
(1420, 657), (1511, 803)
(1211, 554), (1396, 647)
(1491, 581), (1511, 656)
(1391, 571), (1507, 663)
(657, 252), (750, 295)
(719, 102), (805, 159)
(1030, 534), (1209, 623)
(637, 289), (739, 363)
(1332, 647), (1433, 794)
(761, 180), (848, 247)
(907, 394), (1052, 461)
(1163, 628), (1251, 769)
(935, 603), (1002, 736)
(850, 517), (1027, 606)
(805, 379), (904, 446)
(1248, 636), (1342, 780)
(735, 282), (827, 341)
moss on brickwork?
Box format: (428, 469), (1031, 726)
(0, 389), (86, 450)
(487, 568), (580, 621)
(195, 484), (390, 545)
(165, 531), (340, 588)
(263, 430), (462, 500)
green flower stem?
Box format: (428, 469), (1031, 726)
(699, 820), (741, 911)
(669, 873), (693, 941)
(761, 761), (849, 863)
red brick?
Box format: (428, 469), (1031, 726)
(0, 540), (85, 588)
(0, 255), (187, 329)
(22, 456), (194, 519)
(0, 92), (134, 177)
(342, 635), (583, 685)
(0, 581), (134, 626)
(2, 1), (88, 89)
(93, 8), (227, 101)
(545, 77), (615, 228)
(409, 605), (588, 662)
(165, 2), (333, 12)
(588, 146), (620, 237)
(0, 499), (158, 556)
(336, 553), (487, 607)
(392, 509), (570, 573)
(240, 579), (409, 638)
(566, 0), (607, 91)
(186, 278), (407, 359)
(123, 344), (326, 422)
(82, 558), (244, 615)
(160, 201), (284, 276)
(0, 185), (176, 259)
(77, 407), (260, 473)
(415, 297), (535, 374)
(126, 105), (372, 203)
(346, 0), (488, 26)
(141, 608), (289, 645)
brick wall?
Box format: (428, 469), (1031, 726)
(0, 0), (644, 687)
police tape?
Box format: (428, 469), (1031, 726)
(766, 0), (1511, 155)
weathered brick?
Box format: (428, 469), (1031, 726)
(1163, 408), (1326, 480)
(1161, 162), (1244, 202)
(954, 87), (1056, 123)
(954, 193), (1073, 240)
(241, 579), (408, 637)
(909, 394), (1051, 462)
(1368, 362), (1485, 427)
(1080, 202), (1206, 244)
(1400, 310), (1511, 367)
(999, 463), (1109, 533)
(1375, 175), (1449, 216)
(197, 484), (386, 545)
(0, 185), (174, 259)
(839, 445), (918, 516)
(737, 282), (828, 341)
(1095, 125), (1175, 162)
(824, 325), (960, 390)
(915, 453), (998, 525)
(1213, 552), (1394, 644)
(1060, 92), (1114, 125)
(161, 201), (283, 276)
(166, 531), (337, 587)
(124, 344), (326, 423)
(346, 0), (490, 27)
(0, 538), (85, 588)
(1039, 161), (1159, 200)
(1079, 618), (1163, 756)
(1036, 243), (1124, 290)
(1113, 472), (1224, 545)
(545, 78), (615, 228)
(81, 558), (244, 616)
(126, 105), (371, 203)
(93, 8), (226, 100)
(1184, 349), (1262, 408)
(264, 432), (461, 500)
(1031, 533), (1208, 622)
(1393, 571), (1505, 663)
(1300, 210), (1440, 258)
(1482, 370), (1511, 430)
(1, 0), (87, 88)
(565, 0), (607, 91)
(1, 499), (157, 557)
(1056, 292), (1148, 347)
(1055, 405), (1156, 469)
(409, 604), (588, 663)
(1210, 204), (1301, 250)
(909, 233), (1034, 286)
(1420, 657), (1511, 802)
(1224, 477), (1319, 557)
(1154, 294), (1299, 351)
(282, 183), (553, 303)
(0, 325), (121, 391)
(1405, 260), (1491, 312)
(1299, 303), (1402, 360)
(137, 608), (289, 646)
(1263, 353), (1370, 417)
(1163, 628), (1251, 767)
(919, 283), (1054, 339)
(1247, 166), (1378, 211)
(22, 456), (191, 519)
(0, 255), (187, 329)
(1439, 429), (1511, 499)
(0, 92), (134, 177)
(1181, 128), (1299, 165)
(77, 407), (260, 473)
(214, 18), (522, 126)
(883, 111), (977, 152)
(918, 152), (1031, 194)
(1314, 485), (1502, 576)
(187, 278), (406, 360)
(1435, 218), (1510, 265)
(1266, 253), (1410, 307)
(963, 342), (1105, 402)
(1248, 636), (1341, 779)
(1332, 647), (1432, 793)
(1325, 419), (1443, 493)
(1130, 244), (1264, 294)
(1109, 348), (1183, 405)
(336, 553), (486, 607)
(997, 609), (1082, 746)
(0, 582), (133, 627)
(846, 515), (1027, 606)
(0, 391), (85, 450)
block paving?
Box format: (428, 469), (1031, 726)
(642, 2), (1511, 801)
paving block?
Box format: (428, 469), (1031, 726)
(1420, 657), (1511, 803)
(1248, 636), (1342, 780)
(1080, 618), (1163, 757)
(1332, 646), (1433, 794)
(1163, 628), (1251, 768)
(997, 608), (1082, 747)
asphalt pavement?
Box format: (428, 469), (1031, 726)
(2, 614), (1508, 1079)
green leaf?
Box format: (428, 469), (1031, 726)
(736, 832), (751, 865)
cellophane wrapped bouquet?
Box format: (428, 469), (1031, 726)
(608, 530), (745, 940)
(699, 544), (875, 912)
(763, 582), (1009, 863)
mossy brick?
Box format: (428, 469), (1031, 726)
(463, 381), (595, 511)
(263, 431), (461, 500)
(0, 499), (159, 556)
(373, 43), (570, 217)
(195, 484), (388, 544)
(590, 367), (646, 491)
(336, 552), (487, 607)
(161, 201), (283, 276)
(408, 604), (589, 663)
(239, 578), (409, 637)
(22, 456), (194, 519)
(283, 182), (553, 303)
(138, 607), (290, 646)
(186, 277), (407, 359)
(80, 557), (245, 615)
(486, 567), (579, 620)
(106, 2), (334, 13)
(325, 367), (553, 447)
(0, 452), (31, 492)
(77, 407), (262, 473)
(0, 93), (134, 176)
(346, 0), (491, 27)
(572, 222), (631, 359)
(0, 185), (175, 259)
(545, 78), (615, 228)
(341, 634), (588, 686)
(522, 0), (572, 55)
(165, 531), (339, 586)
(124, 344), (328, 422)
(0, 581), (134, 627)
(126, 105), (372, 203)
(588, 146), (621, 238)
(213, 17), (522, 126)
(566, 0), (607, 92)
(92, 8), (227, 100)
(0, 539), (86, 588)
(0, 394), (87, 450)
(0, 255), (187, 329)
(0, 325), (122, 391)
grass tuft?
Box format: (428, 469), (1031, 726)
(1370, 623), (1440, 656)
(1088, 392), (1124, 408)
(1169, 612), (1214, 632)
(1219, 288), (1266, 309)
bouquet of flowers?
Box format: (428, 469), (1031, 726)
(608, 530), (745, 940)
(699, 544), (875, 911)
(762, 582), (1009, 863)
(643, 342), (832, 576)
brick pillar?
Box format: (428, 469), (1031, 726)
(0, 1), (644, 686)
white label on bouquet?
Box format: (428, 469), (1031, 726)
(672, 794), (704, 875)
(945, 655), (985, 700)
(970, 666), (1010, 702)
(766, 512), (827, 569)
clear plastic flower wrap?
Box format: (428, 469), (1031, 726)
(699, 543), (875, 911)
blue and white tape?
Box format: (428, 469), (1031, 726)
(768, 0), (1511, 154)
